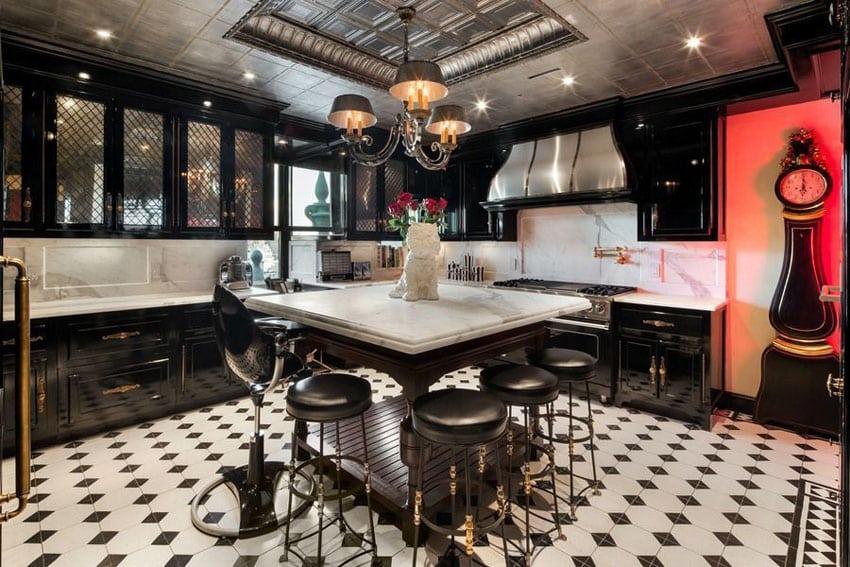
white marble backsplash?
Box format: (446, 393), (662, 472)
(516, 204), (726, 298)
(3, 238), (250, 306)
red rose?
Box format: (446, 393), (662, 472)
(397, 192), (413, 206)
(388, 202), (404, 217)
(438, 197), (447, 211)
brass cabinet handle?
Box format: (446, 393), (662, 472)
(116, 193), (124, 215)
(659, 355), (667, 387)
(22, 187), (32, 223)
(642, 319), (675, 328)
(101, 331), (141, 341)
(102, 383), (141, 396)
(826, 373), (843, 398)
(106, 192), (113, 214)
(649, 355), (657, 385)
(2, 335), (44, 347)
(36, 372), (46, 415)
(181, 344), (187, 394)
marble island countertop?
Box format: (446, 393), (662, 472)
(5, 286), (278, 320)
(245, 282), (591, 355)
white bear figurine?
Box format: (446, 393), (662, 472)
(389, 222), (441, 301)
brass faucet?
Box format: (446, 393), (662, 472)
(592, 246), (629, 264)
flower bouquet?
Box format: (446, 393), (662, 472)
(386, 192), (448, 245)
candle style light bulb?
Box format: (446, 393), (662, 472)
(345, 114), (352, 134)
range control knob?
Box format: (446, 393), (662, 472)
(594, 304), (606, 314)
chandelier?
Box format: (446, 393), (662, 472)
(326, 6), (471, 171)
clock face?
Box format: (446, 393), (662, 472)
(777, 167), (830, 206)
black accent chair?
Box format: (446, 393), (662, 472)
(189, 285), (312, 538)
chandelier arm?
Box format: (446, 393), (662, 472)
(346, 117), (403, 167)
(399, 113), (421, 156)
(412, 141), (453, 171)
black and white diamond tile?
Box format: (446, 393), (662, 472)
(1, 366), (840, 567)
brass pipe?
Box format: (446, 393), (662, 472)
(0, 256), (30, 523)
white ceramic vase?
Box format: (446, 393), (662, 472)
(388, 222), (440, 301)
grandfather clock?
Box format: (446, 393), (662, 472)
(754, 129), (840, 436)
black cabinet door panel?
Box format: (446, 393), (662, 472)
(658, 342), (704, 407)
(180, 335), (243, 402)
(618, 336), (657, 398)
(65, 357), (172, 425)
(2, 351), (49, 448)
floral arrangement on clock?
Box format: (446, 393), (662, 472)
(779, 128), (828, 172)
(386, 192), (448, 245)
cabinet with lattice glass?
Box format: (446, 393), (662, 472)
(179, 118), (270, 236)
(2, 84), (38, 229)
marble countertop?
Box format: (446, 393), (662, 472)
(7, 286), (279, 320)
(245, 282), (591, 355)
(614, 292), (727, 312)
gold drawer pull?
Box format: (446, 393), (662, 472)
(2, 335), (44, 347)
(37, 374), (46, 415)
(642, 319), (675, 328)
(101, 331), (141, 341)
(102, 383), (141, 396)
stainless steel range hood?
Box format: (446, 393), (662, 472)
(483, 124), (632, 211)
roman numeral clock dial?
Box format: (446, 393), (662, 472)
(755, 129), (839, 436)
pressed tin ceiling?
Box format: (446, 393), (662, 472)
(0, 0), (813, 132)
(226, 0), (588, 89)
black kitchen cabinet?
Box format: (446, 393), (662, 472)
(616, 303), (725, 429)
(619, 109), (724, 241)
(346, 152), (514, 241)
(177, 305), (244, 406)
(1, 68), (274, 239)
(179, 119), (272, 237)
(1, 325), (53, 453)
(461, 151), (516, 241)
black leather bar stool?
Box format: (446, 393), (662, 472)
(283, 372), (379, 567)
(528, 348), (601, 519)
(190, 285), (313, 538)
(410, 389), (509, 566)
(479, 364), (564, 564)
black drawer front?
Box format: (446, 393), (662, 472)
(183, 305), (215, 333)
(618, 308), (704, 337)
(66, 358), (171, 423)
(64, 316), (169, 361)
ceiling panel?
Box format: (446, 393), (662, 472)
(0, 0), (813, 133)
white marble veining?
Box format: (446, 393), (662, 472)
(245, 283), (590, 355)
(4, 287), (278, 321)
(516, 204), (727, 299)
(615, 292), (728, 312)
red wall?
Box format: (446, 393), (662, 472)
(726, 98), (842, 396)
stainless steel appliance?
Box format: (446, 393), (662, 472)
(219, 255), (253, 290)
(492, 278), (636, 403)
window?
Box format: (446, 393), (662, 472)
(289, 164), (346, 234)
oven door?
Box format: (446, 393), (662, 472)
(546, 317), (615, 403)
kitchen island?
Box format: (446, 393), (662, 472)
(246, 283), (590, 541)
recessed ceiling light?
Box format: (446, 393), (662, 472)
(685, 35), (702, 49)
(203, 100), (212, 108)
(243, 71), (256, 80)
(475, 99), (488, 111)
(95, 29), (112, 39)
(561, 76), (575, 86)
(78, 72), (91, 80)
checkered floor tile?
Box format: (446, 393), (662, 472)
(1, 366), (840, 567)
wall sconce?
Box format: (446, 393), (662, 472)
(593, 246), (629, 264)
